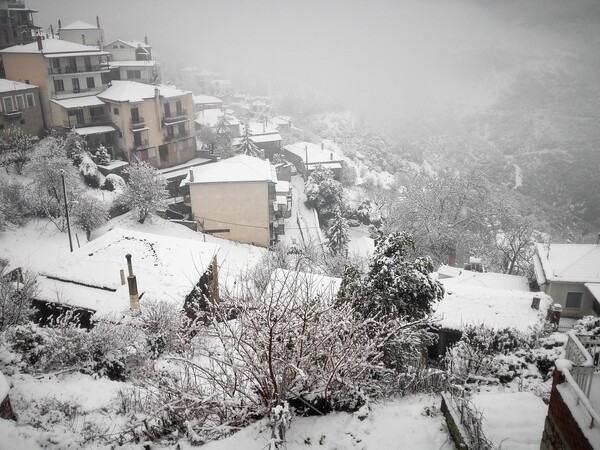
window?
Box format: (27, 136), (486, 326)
(3, 96), (14, 112)
(52, 58), (60, 68)
(166, 124), (174, 139)
(133, 131), (143, 147)
(26, 93), (35, 107)
(74, 109), (84, 125)
(176, 100), (182, 115)
(178, 122), (186, 136)
(164, 102), (171, 117)
(126, 69), (141, 80)
(130, 107), (140, 123)
(68, 57), (77, 72)
(14, 94), (24, 110)
(566, 292), (583, 309)
(72, 78), (80, 93)
(54, 79), (64, 92)
(84, 56), (91, 71)
(113, 108), (119, 115)
(86, 77), (95, 89)
(159, 144), (168, 162)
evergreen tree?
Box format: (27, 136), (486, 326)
(338, 231), (444, 321)
(326, 210), (349, 256)
(0, 126), (39, 174)
(305, 165), (343, 224)
(95, 145), (111, 165)
(236, 123), (261, 158)
(119, 160), (168, 224)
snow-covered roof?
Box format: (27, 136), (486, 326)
(184, 155), (275, 185)
(0, 79), (37, 92)
(195, 109), (239, 127)
(284, 142), (345, 165)
(73, 125), (117, 136)
(59, 20), (97, 30)
(247, 121), (278, 136)
(98, 81), (189, 103)
(275, 180), (290, 193)
(585, 283), (600, 302)
(108, 60), (157, 68)
(0, 39), (104, 55)
(269, 116), (291, 126)
(194, 94), (222, 105)
(157, 157), (214, 179)
(441, 271), (530, 292)
(535, 243), (600, 283)
(435, 282), (552, 332)
(105, 39), (151, 49)
(267, 269), (342, 305)
(51, 95), (105, 109)
(37, 228), (219, 315)
(249, 133), (282, 144)
(437, 265), (465, 279)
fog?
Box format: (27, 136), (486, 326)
(29, 0), (600, 122)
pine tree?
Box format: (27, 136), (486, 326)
(119, 160), (168, 224)
(326, 210), (349, 256)
(95, 145), (111, 165)
(236, 122), (261, 158)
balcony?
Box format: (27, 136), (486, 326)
(163, 129), (189, 142)
(162, 110), (188, 126)
(130, 116), (146, 129)
(48, 64), (110, 75)
(3, 110), (22, 119)
(132, 139), (149, 150)
(52, 87), (105, 99)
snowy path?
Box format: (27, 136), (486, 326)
(281, 174), (324, 250)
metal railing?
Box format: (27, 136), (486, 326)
(162, 110), (188, 124)
(48, 64), (109, 75)
(163, 130), (189, 141)
(130, 116), (146, 127)
(132, 139), (149, 150)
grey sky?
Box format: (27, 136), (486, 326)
(29, 0), (600, 120)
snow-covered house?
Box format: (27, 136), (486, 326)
(57, 18), (104, 47)
(533, 243), (600, 318)
(233, 121), (282, 161)
(105, 38), (152, 61)
(436, 266), (530, 292)
(283, 141), (345, 180)
(193, 94), (223, 112)
(0, 78), (43, 137)
(0, 38), (110, 129)
(433, 280), (552, 356)
(98, 81), (197, 168)
(33, 228), (219, 324)
(181, 154), (279, 248)
(195, 108), (241, 139)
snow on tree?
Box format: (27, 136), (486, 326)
(25, 136), (84, 231)
(326, 210), (349, 256)
(0, 126), (39, 174)
(95, 145), (111, 165)
(338, 231), (444, 321)
(305, 165), (343, 224)
(236, 122), (261, 158)
(0, 177), (30, 229)
(215, 114), (234, 158)
(0, 262), (37, 332)
(79, 152), (106, 188)
(72, 192), (109, 241)
(118, 160), (168, 224)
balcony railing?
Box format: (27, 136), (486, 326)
(48, 64), (109, 75)
(162, 110), (188, 125)
(130, 116), (146, 128)
(163, 129), (189, 142)
(52, 87), (105, 99)
(132, 139), (149, 150)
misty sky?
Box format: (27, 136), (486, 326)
(29, 0), (600, 120)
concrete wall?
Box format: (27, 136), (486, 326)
(0, 87), (44, 137)
(3, 52), (49, 126)
(189, 180), (271, 247)
(544, 281), (596, 318)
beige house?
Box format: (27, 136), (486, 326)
(0, 37), (110, 128)
(98, 81), (196, 168)
(182, 155), (277, 248)
(0, 78), (43, 136)
(533, 242), (600, 318)
(283, 141), (345, 180)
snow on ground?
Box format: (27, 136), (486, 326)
(471, 391), (547, 450)
(199, 395), (454, 450)
(347, 226), (374, 260)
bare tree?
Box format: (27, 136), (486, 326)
(118, 160), (168, 224)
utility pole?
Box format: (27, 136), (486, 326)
(60, 169), (73, 253)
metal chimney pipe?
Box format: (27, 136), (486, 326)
(36, 35), (43, 51)
(81, 33), (86, 45)
(125, 254), (139, 311)
(126, 253), (134, 277)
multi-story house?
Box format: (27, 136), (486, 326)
(0, 78), (42, 136)
(0, 37), (110, 129)
(105, 38), (151, 61)
(98, 80), (196, 168)
(0, 0), (40, 49)
(57, 18), (104, 47)
(103, 39), (160, 85)
(181, 154), (278, 248)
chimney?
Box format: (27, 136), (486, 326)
(125, 254), (140, 311)
(50, 25), (54, 39)
(189, 168), (194, 182)
(81, 33), (86, 45)
(330, 152), (333, 160)
(321, 142), (324, 150)
(58, 19), (62, 29)
(154, 87), (160, 99)
(36, 35), (43, 51)
(96, 15), (100, 29)
(144, 36), (149, 45)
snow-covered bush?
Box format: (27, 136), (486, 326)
(104, 173), (126, 193)
(0, 177), (31, 228)
(79, 153), (106, 188)
(72, 192), (110, 241)
(305, 165), (343, 224)
(136, 300), (189, 358)
(573, 315), (600, 336)
(118, 160), (168, 223)
(0, 268), (37, 332)
(95, 145), (111, 165)
(0, 126), (39, 174)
